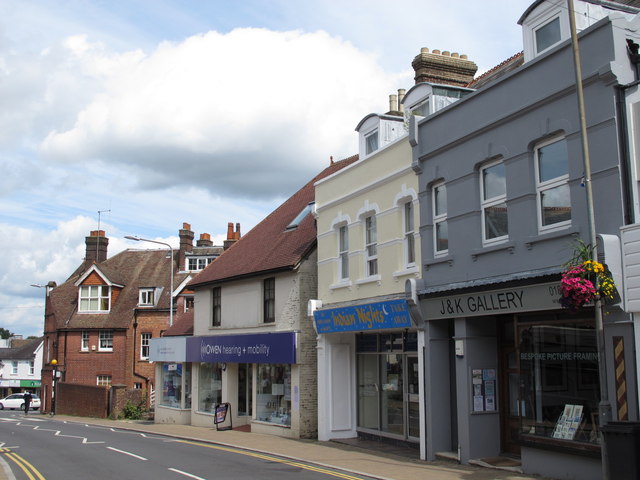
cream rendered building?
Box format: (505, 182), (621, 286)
(313, 49), (477, 459)
(313, 110), (424, 451)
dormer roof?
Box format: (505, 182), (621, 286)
(50, 249), (189, 330)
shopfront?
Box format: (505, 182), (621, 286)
(420, 279), (635, 480)
(186, 331), (305, 437)
(150, 336), (191, 424)
(314, 298), (424, 451)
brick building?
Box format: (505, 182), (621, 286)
(41, 224), (223, 414)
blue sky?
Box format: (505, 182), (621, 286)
(0, 0), (532, 337)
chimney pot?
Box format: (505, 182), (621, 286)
(235, 223), (241, 240)
(183, 222), (191, 230)
(461, 54), (468, 60)
(389, 94), (398, 113)
(433, 49), (441, 55)
(227, 223), (234, 240)
(443, 51), (450, 56)
(452, 52), (459, 58)
(397, 89), (406, 113)
(420, 47), (429, 54)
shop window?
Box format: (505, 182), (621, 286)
(256, 364), (291, 426)
(160, 363), (183, 408)
(535, 137), (571, 231)
(198, 362), (222, 413)
(480, 160), (508, 244)
(519, 320), (599, 444)
(433, 182), (448, 255)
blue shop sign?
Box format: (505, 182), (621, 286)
(186, 331), (296, 364)
(314, 299), (412, 334)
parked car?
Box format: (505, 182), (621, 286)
(0, 393), (41, 410)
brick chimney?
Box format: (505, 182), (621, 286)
(197, 233), (213, 247)
(411, 48), (477, 87)
(224, 222), (241, 250)
(85, 230), (108, 263)
(178, 222), (194, 271)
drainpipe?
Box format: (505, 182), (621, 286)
(132, 311), (150, 399)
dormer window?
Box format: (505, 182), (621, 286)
(79, 285), (110, 312)
(188, 257), (214, 271)
(410, 99), (429, 118)
(535, 16), (561, 54)
(365, 130), (379, 155)
(287, 202), (315, 230)
(139, 288), (157, 306)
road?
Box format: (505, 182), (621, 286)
(0, 411), (374, 480)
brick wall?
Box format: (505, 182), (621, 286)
(294, 251), (318, 439)
(57, 383), (109, 418)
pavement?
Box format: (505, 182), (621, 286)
(0, 413), (551, 480)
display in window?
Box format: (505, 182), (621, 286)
(198, 362), (222, 413)
(256, 364), (290, 426)
(160, 363), (182, 408)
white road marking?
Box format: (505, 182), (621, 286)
(168, 468), (206, 480)
(106, 446), (147, 460)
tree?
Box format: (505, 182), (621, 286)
(0, 328), (14, 339)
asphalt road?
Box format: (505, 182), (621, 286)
(0, 411), (375, 480)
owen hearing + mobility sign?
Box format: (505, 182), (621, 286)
(186, 331), (297, 364)
(313, 299), (412, 334)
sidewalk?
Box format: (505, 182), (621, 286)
(6, 414), (547, 480)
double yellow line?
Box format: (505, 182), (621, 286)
(0, 447), (46, 480)
(177, 440), (368, 480)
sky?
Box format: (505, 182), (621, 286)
(1, 0), (533, 337)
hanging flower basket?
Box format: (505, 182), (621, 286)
(559, 242), (617, 312)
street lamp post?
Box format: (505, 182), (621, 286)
(125, 236), (175, 327)
(50, 359), (57, 415)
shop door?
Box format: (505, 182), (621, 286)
(406, 355), (420, 440)
(500, 346), (521, 455)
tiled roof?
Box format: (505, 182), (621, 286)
(49, 249), (189, 330)
(163, 310), (194, 336)
(190, 156), (358, 287)
(466, 52), (524, 90)
(0, 337), (42, 360)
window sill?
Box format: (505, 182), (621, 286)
(425, 255), (453, 268)
(471, 241), (515, 261)
(356, 275), (381, 286)
(330, 280), (353, 290)
(392, 266), (419, 278)
(525, 226), (579, 249)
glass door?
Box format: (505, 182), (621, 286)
(406, 355), (420, 439)
(381, 354), (404, 436)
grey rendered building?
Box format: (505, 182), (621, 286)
(410, 1), (640, 479)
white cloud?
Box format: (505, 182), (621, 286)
(40, 28), (400, 199)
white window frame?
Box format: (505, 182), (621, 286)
(365, 214), (378, 277)
(11, 361), (18, 375)
(365, 129), (379, 156)
(480, 160), (509, 245)
(79, 285), (110, 312)
(98, 330), (113, 352)
(433, 182), (448, 256)
(139, 287), (156, 306)
(534, 15), (562, 55)
(140, 333), (151, 360)
(29, 360), (34, 375)
(184, 296), (194, 312)
(338, 224), (349, 280)
(81, 331), (89, 351)
(212, 287), (221, 327)
(535, 136), (571, 233)
(188, 257), (215, 271)
(404, 201), (416, 267)
(96, 375), (112, 386)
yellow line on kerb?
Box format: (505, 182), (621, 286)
(177, 440), (367, 480)
(4, 452), (46, 480)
